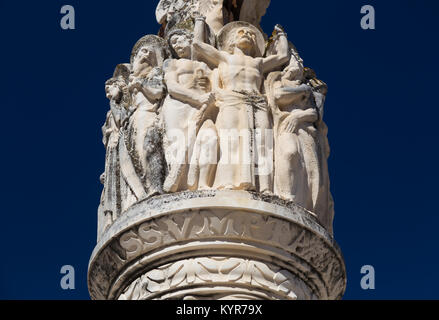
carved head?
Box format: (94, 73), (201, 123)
(282, 49), (304, 82)
(167, 29), (193, 59)
(105, 64), (131, 105)
(132, 45), (161, 77)
(218, 21), (265, 57)
(234, 27), (258, 53)
(105, 76), (132, 108)
(131, 35), (169, 76)
(105, 80), (123, 103)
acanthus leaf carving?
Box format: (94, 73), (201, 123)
(119, 257), (314, 300)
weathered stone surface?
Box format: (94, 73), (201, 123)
(156, 0), (271, 36)
(90, 0), (344, 300)
(89, 191), (346, 300)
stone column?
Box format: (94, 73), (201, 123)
(89, 0), (346, 300)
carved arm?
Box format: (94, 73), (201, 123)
(165, 79), (209, 109)
(262, 26), (290, 74)
(164, 62), (214, 108)
(275, 84), (312, 107)
(192, 17), (223, 67)
(280, 108), (318, 134)
(194, 15), (206, 43)
(289, 108), (319, 123)
(139, 80), (165, 102)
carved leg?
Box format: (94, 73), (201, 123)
(255, 109), (273, 194)
(297, 128), (320, 212)
(196, 120), (218, 190)
(275, 132), (305, 204)
(214, 108), (242, 190)
(163, 128), (188, 192)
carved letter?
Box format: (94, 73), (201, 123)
(120, 231), (143, 259)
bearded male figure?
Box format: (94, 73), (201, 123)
(161, 28), (217, 192)
(192, 18), (289, 192)
(122, 35), (169, 208)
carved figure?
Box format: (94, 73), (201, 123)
(162, 28), (217, 192)
(193, 19), (289, 192)
(265, 49), (333, 232)
(156, 0), (270, 36)
(123, 35), (169, 208)
(99, 64), (131, 235)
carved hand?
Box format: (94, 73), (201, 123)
(274, 24), (286, 35)
(199, 92), (216, 108)
(282, 116), (299, 134)
(193, 103), (209, 127)
(128, 79), (143, 93)
(282, 108), (319, 134)
(192, 11), (206, 21)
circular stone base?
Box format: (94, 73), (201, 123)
(88, 190), (346, 300)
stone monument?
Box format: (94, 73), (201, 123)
(88, 0), (346, 300)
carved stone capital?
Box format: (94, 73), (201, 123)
(88, 191), (346, 300)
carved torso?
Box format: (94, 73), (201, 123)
(218, 53), (263, 92)
(173, 59), (208, 88)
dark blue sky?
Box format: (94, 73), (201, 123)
(1, 0), (438, 300)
